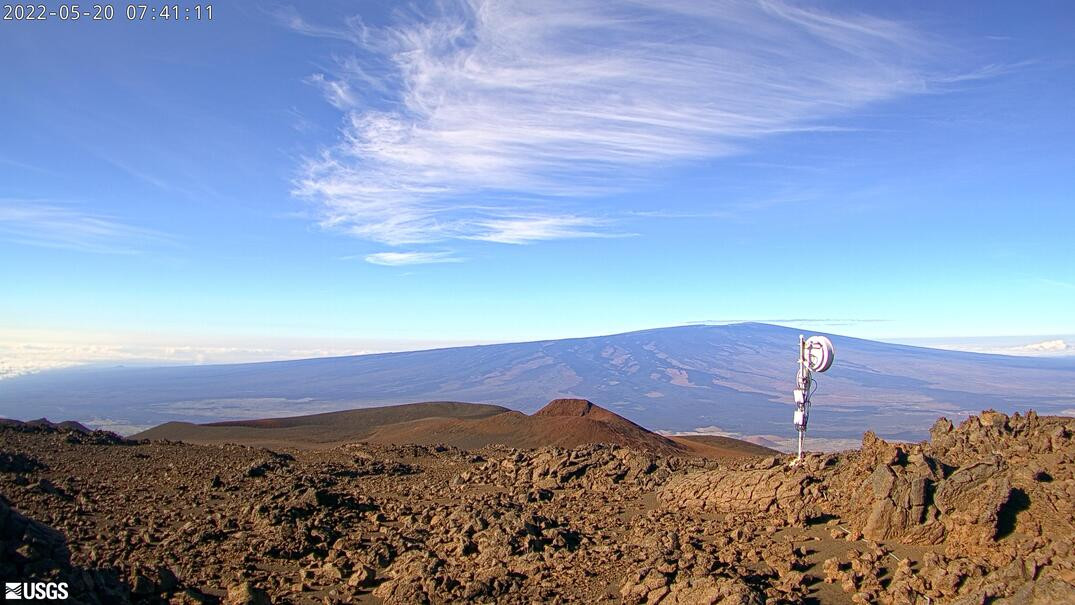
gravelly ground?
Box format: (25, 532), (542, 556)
(2, 409), (1073, 604)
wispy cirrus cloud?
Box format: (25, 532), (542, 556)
(0, 199), (169, 254)
(306, 73), (360, 110)
(287, 0), (953, 248)
(462, 214), (625, 244)
(363, 250), (463, 265)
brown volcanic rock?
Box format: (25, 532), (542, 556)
(1, 494), (130, 604)
(836, 411), (1075, 558)
(658, 410), (1075, 603)
(4, 409), (1074, 604)
(659, 457), (824, 518)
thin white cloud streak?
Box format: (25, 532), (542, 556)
(364, 250), (463, 265)
(290, 0), (948, 247)
(306, 74), (359, 110)
(0, 199), (169, 254)
(271, 5), (364, 44)
(462, 214), (626, 244)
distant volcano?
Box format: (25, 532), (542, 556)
(135, 398), (760, 457)
(7, 323), (1075, 441)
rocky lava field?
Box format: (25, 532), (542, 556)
(2, 408), (1074, 604)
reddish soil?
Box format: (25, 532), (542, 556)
(136, 399), (764, 458)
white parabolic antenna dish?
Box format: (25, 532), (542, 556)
(805, 335), (835, 373)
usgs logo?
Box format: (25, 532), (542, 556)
(4, 582), (68, 600)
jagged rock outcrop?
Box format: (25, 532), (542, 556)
(840, 410), (1075, 557)
(656, 410), (1075, 603)
(842, 431), (946, 543)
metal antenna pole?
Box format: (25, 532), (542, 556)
(791, 333), (832, 466)
(795, 334), (809, 464)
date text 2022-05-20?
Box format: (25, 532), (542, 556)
(3, 3), (212, 21)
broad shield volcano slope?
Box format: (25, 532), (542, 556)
(2, 323), (1073, 441)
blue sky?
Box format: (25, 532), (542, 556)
(1, 1), (1073, 373)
